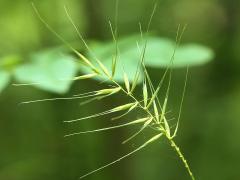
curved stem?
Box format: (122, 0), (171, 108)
(168, 138), (195, 180)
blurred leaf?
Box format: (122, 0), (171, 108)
(86, 35), (214, 82)
(144, 42), (214, 68)
(0, 71), (10, 93)
(14, 49), (78, 94)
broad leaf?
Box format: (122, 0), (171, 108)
(84, 35), (214, 83)
(14, 49), (78, 94)
(144, 41), (214, 68)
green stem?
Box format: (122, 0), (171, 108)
(169, 138), (195, 180)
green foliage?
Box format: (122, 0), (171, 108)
(87, 35), (214, 80)
(144, 39), (214, 68)
(0, 33), (214, 94)
(14, 49), (78, 94)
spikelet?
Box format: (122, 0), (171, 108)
(97, 60), (111, 77)
(95, 87), (121, 96)
(111, 55), (117, 78)
(143, 80), (148, 108)
(72, 73), (98, 80)
(112, 102), (138, 120)
(111, 102), (136, 112)
(153, 100), (159, 123)
(123, 72), (130, 93)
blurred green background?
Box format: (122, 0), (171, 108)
(0, 0), (240, 180)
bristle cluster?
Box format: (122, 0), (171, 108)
(24, 3), (195, 180)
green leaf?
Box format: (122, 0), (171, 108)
(130, 36), (214, 68)
(13, 49), (78, 94)
(0, 71), (10, 93)
(84, 35), (214, 81)
(144, 41), (214, 68)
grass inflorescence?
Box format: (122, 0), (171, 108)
(18, 2), (196, 180)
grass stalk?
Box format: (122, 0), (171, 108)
(168, 138), (195, 180)
(29, 3), (196, 179)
